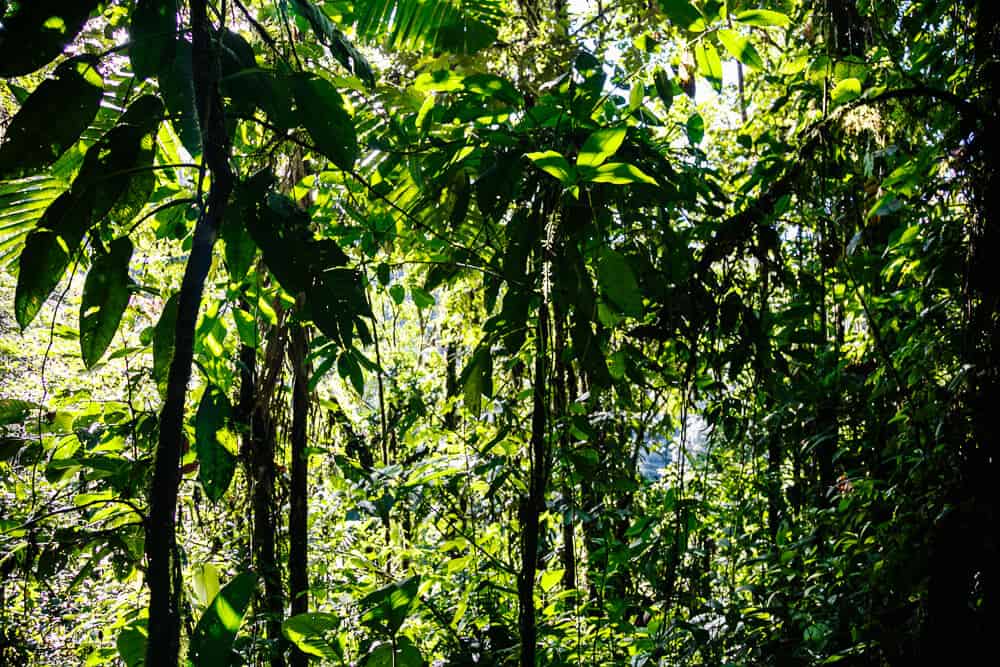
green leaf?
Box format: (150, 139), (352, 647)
(411, 287), (436, 310)
(695, 41), (723, 92)
(290, 0), (375, 88)
(80, 238), (134, 369)
(247, 189), (371, 347)
(0, 0), (102, 77)
(188, 572), (258, 666)
(0, 399), (40, 427)
(194, 385), (237, 503)
(654, 68), (674, 110)
(586, 162), (658, 186)
(540, 568), (564, 593)
(157, 40), (201, 155)
(463, 73), (523, 105)
(337, 351), (365, 395)
(734, 9), (790, 27)
(628, 80), (645, 111)
(232, 308), (258, 349)
(597, 248), (643, 316)
(459, 344), (493, 416)
(389, 284), (406, 305)
(293, 74), (358, 172)
(353, 0), (504, 55)
(221, 186), (257, 283)
(0, 57), (103, 180)
(116, 623), (147, 667)
(686, 113), (705, 144)
(577, 127), (627, 169)
(191, 563), (221, 608)
(525, 151), (575, 186)
(360, 575), (421, 637)
(282, 612), (343, 662)
(658, 0), (706, 31)
(130, 0), (178, 80)
(363, 638), (423, 667)
(73, 95), (164, 225)
(717, 29), (765, 71)
(15, 190), (94, 330)
(153, 294), (180, 395)
(831, 77), (862, 104)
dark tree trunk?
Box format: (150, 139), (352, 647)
(145, 2), (233, 663)
(288, 324), (311, 667)
(519, 307), (549, 667)
(254, 330), (287, 667)
(758, 235), (783, 544)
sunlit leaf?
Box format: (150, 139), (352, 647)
(577, 127), (627, 169)
(189, 572), (257, 666)
(695, 41), (723, 92)
(282, 612), (343, 661)
(718, 28), (765, 71)
(734, 9), (790, 27)
(80, 238), (133, 369)
(525, 151), (575, 186)
(0, 57), (103, 180)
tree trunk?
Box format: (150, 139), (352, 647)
(255, 330), (287, 667)
(288, 324), (311, 667)
(519, 305), (549, 667)
(145, 2), (233, 663)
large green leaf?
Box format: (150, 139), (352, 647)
(130, 0), (178, 80)
(14, 190), (95, 329)
(831, 77), (862, 104)
(525, 151), (575, 186)
(157, 39), (201, 155)
(695, 41), (723, 92)
(282, 612), (343, 662)
(0, 398), (41, 427)
(359, 575), (420, 637)
(597, 248), (643, 316)
(353, 0), (504, 55)
(293, 74), (358, 171)
(577, 127), (627, 169)
(247, 189), (371, 347)
(153, 293), (180, 394)
(188, 572), (258, 666)
(586, 162), (658, 186)
(734, 9), (790, 27)
(194, 385), (237, 503)
(72, 95), (164, 224)
(290, 0), (374, 88)
(0, 0), (102, 77)
(80, 237), (133, 368)
(0, 57), (103, 180)
(658, 0), (706, 31)
(116, 623), (147, 667)
(459, 344), (493, 417)
(718, 29), (765, 71)
(0, 175), (66, 268)
(362, 637), (423, 667)
(221, 206), (256, 284)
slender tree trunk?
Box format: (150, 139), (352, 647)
(145, 2), (233, 663)
(288, 324), (311, 667)
(254, 330), (287, 667)
(759, 235), (783, 543)
(519, 304), (549, 667)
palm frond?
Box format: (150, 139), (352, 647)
(350, 0), (505, 55)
